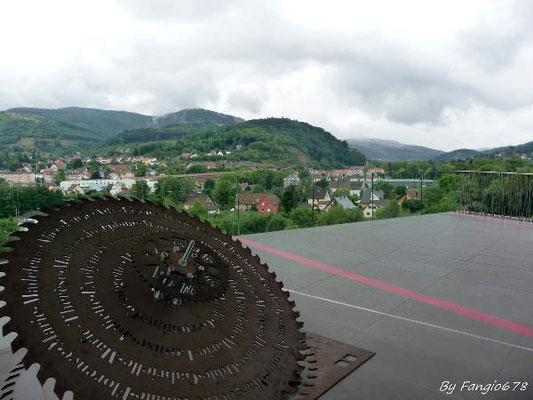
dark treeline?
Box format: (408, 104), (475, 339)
(0, 185), (64, 218)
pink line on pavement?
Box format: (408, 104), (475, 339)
(450, 211), (533, 228)
(237, 237), (533, 338)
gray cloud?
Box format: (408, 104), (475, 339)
(1, 0), (532, 150)
(226, 89), (265, 114)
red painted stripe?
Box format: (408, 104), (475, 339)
(450, 211), (533, 228)
(237, 237), (533, 338)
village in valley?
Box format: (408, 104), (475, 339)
(0, 147), (435, 228)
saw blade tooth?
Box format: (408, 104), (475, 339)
(0, 301), (5, 309)
(42, 377), (56, 394)
(1, 241), (19, 250)
(27, 363), (40, 379)
(18, 221), (36, 230)
(62, 390), (74, 400)
(0, 316), (10, 328)
(3, 332), (17, 346)
(12, 347), (27, 362)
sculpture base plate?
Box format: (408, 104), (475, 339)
(293, 332), (375, 399)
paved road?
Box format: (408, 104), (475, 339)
(241, 212), (533, 399)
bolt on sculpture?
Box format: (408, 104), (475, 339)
(0, 196), (310, 399)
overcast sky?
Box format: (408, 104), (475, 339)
(1, 0), (532, 151)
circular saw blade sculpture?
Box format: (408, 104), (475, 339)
(1, 197), (307, 399)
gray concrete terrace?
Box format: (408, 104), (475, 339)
(241, 212), (533, 399)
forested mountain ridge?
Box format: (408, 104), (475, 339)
(436, 148), (480, 161)
(0, 112), (102, 153)
(152, 109), (244, 127)
(6, 107), (153, 137)
(5, 107), (243, 137)
(485, 141), (533, 159)
(0, 107), (245, 155)
(348, 138), (533, 162)
(113, 118), (367, 168)
(347, 138), (444, 161)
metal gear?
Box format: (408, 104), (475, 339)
(132, 233), (229, 304)
(1, 196), (308, 399)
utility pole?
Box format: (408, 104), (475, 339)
(371, 172), (374, 220)
(312, 171), (315, 227)
(459, 172), (463, 212)
(420, 172), (424, 215)
(236, 176), (240, 236)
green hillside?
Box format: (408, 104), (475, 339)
(7, 107), (153, 137)
(0, 112), (102, 152)
(347, 138), (444, 161)
(115, 118), (366, 168)
(0, 107), (245, 156)
(1, 107), (365, 167)
(109, 123), (227, 145)
(6, 107), (244, 138)
(152, 108), (244, 127)
(485, 141), (533, 159)
(436, 148), (480, 161)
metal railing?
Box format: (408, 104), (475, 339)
(457, 170), (533, 222)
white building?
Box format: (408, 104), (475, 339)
(60, 179), (157, 195)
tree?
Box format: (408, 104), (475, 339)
(290, 207), (313, 228)
(265, 214), (291, 232)
(317, 205), (364, 226)
(333, 188), (350, 198)
(348, 193), (360, 204)
(90, 171), (104, 179)
(188, 200), (208, 220)
(374, 181), (396, 199)
(438, 173), (459, 192)
(53, 170), (67, 186)
(280, 186), (300, 213)
(130, 180), (150, 199)
(316, 178), (329, 191)
(0, 217), (18, 247)
(402, 199), (421, 213)
(67, 158), (83, 170)
(134, 163), (147, 177)
(87, 160), (101, 173)
(203, 179), (215, 196)
(394, 185), (408, 196)
(187, 164), (208, 174)
(265, 172), (274, 190)
(213, 179), (240, 209)
(155, 177), (193, 205)
(0, 186), (64, 218)
(376, 201), (400, 219)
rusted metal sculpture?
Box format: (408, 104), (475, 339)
(1, 197), (308, 399)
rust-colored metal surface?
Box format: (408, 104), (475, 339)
(296, 333), (375, 399)
(1, 197), (309, 399)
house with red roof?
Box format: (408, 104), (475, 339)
(237, 193), (280, 214)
